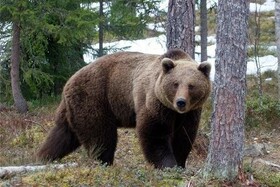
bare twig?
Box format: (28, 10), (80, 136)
(255, 159), (280, 170)
(24, 119), (49, 132)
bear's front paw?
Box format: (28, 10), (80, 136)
(154, 155), (177, 169)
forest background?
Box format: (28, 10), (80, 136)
(0, 0), (280, 186)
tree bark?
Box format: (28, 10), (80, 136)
(98, 0), (104, 57)
(200, 0), (208, 61)
(276, 0), (280, 100)
(11, 22), (28, 113)
(204, 0), (249, 180)
(166, 0), (195, 58)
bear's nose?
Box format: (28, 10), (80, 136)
(176, 98), (186, 108)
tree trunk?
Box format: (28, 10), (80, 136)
(203, 0), (249, 180)
(166, 0), (195, 58)
(200, 0), (208, 61)
(11, 22), (28, 113)
(98, 0), (104, 57)
(276, 0), (280, 100)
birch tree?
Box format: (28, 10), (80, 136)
(204, 0), (249, 180)
(166, 0), (195, 58)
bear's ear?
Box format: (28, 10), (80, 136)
(161, 58), (175, 73)
(198, 62), (211, 78)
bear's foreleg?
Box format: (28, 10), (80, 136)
(136, 111), (177, 169)
(172, 109), (202, 168)
(140, 135), (177, 169)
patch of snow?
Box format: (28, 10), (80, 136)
(207, 0), (218, 9)
(208, 0), (275, 12)
(195, 35), (201, 43)
(147, 23), (165, 33)
(265, 77), (272, 81)
(159, 0), (168, 10)
(195, 26), (200, 32)
(250, 0), (275, 12)
(207, 35), (216, 44)
(83, 35), (167, 63)
(268, 45), (277, 51)
(84, 33), (277, 82)
(247, 55), (278, 74)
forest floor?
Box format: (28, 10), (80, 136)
(0, 102), (279, 187)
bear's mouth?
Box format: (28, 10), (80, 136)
(173, 98), (190, 113)
(176, 107), (187, 114)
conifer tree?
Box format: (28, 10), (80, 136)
(204, 0), (249, 180)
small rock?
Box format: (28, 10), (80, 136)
(244, 143), (268, 157)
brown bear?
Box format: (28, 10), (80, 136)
(37, 49), (211, 169)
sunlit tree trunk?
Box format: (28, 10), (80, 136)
(200, 0), (208, 61)
(166, 0), (195, 58)
(203, 0), (249, 180)
(276, 0), (280, 100)
(11, 22), (28, 113)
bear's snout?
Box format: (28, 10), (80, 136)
(176, 98), (186, 109)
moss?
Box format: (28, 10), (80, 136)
(21, 165), (186, 186)
(253, 167), (280, 186)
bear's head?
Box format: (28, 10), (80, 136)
(155, 50), (211, 114)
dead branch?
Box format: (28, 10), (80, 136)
(255, 158), (280, 170)
(0, 163), (78, 179)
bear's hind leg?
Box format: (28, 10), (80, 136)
(78, 120), (118, 166)
(97, 125), (118, 165)
(37, 100), (81, 162)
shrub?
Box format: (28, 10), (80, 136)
(246, 94), (280, 129)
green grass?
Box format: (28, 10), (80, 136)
(0, 99), (190, 186)
(17, 165), (186, 187)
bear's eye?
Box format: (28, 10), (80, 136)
(173, 82), (179, 89)
(188, 84), (195, 90)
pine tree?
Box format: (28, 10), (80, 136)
(0, 0), (97, 101)
(204, 0), (249, 180)
(166, 0), (195, 58)
(0, 1), (31, 113)
(200, 0), (208, 61)
(0, 0), (163, 102)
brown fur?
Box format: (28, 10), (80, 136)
(37, 49), (211, 168)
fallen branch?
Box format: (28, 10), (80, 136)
(0, 163), (78, 178)
(24, 119), (49, 132)
(255, 159), (280, 170)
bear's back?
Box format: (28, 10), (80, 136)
(101, 52), (160, 127)
(63, 52), (160, 127)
